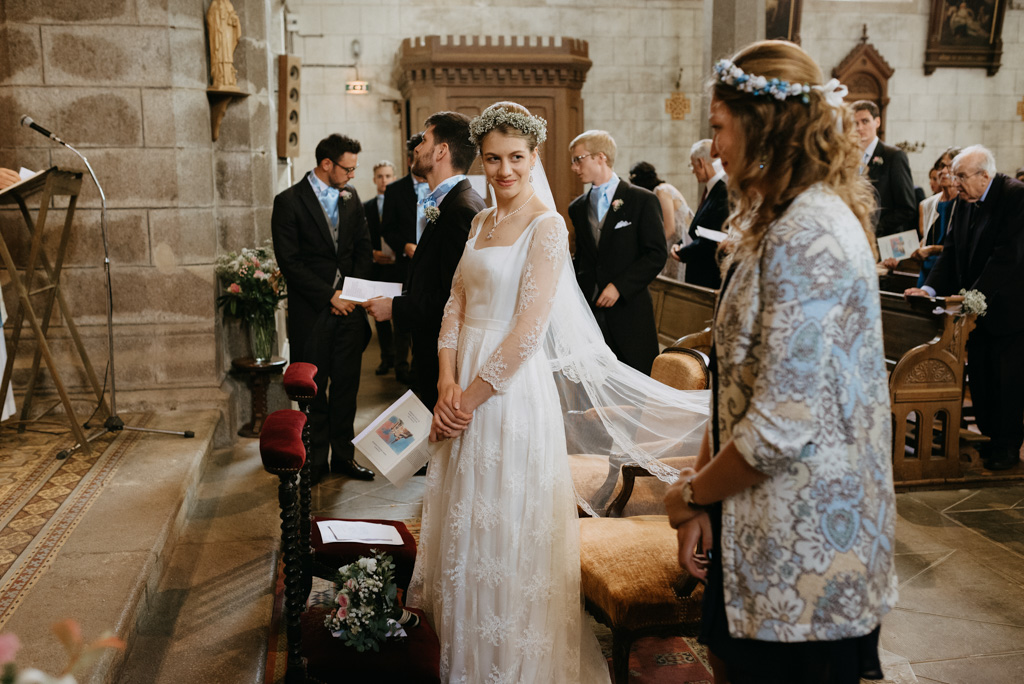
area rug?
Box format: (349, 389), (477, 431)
(0, 413), (151, 629)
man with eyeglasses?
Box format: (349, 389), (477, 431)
(905, 145), (1024, 471)
(568, 129), (667, 375)
(272, 133), (375, 482)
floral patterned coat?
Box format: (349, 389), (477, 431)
(714, 183), (898, 641)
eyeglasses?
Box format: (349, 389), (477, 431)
(952, 170), (983, 183)
(570, 153), (592, 166)
(333, 160), (358, 174)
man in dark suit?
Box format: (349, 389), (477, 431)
(905, 145), (1024, 471)
(271, 134), (374, 482)
(364, 112), (485, 411)
(853, 100), (916, 239)
(669, 139), (728, 290)
(568, 129), (667, 375)
(380, 133), (427, 384)
(364, 160), (403, 377)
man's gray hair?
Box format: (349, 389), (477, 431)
(953, 145), (997, 175)
(690, 139), (713, 162)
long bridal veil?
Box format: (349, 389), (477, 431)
(532, 157), (710, 514)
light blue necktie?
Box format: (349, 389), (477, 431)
(593, 187), (611, 224)
(317, 185), (340, 240)
(416, 195), (436, 242)
(414, 182), (430, 242)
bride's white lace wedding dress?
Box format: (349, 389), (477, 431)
(407, 208), (612, 683)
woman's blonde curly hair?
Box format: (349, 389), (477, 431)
(711, 40), (877, 262)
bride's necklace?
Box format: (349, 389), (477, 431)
(486, 190), (536, 240)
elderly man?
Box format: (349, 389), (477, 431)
(906, 145), (1024, 471)
(568, 129), (666, 375)
(670, 139), (728, 290)
(853, 100), (916, 238)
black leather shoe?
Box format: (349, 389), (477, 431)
(983, 453), (1021, 471)
(375, 361), (392, 376)
(332, 458), (375, 480)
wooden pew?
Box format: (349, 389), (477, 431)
(648, 277), (978, 486)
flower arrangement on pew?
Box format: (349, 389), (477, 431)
(214, 240), (287, 361)
(0, 620), (124, 684)
(933, 288), (987, 318)
(323, 551), (419, 652)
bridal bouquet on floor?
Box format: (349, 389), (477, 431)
(323, 551), (418, 652)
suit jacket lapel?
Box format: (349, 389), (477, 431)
(416, 179), (467, 254)
(298, 176), (335, 248)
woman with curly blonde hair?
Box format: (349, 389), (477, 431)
(665, 41), (896, 683)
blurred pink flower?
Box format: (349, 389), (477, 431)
(228, 283), (241, 294)
(0, 632), (21, 665)
(337, 593), (349, 609)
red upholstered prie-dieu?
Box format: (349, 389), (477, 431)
(259, 409), (307, 473)
(301, 605), (440, 683)
(312, 518), (417, 593)
(282, 361), (318, 400)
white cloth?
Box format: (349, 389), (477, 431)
(656, 182), (694, 281)
(409, 206), (708, 682)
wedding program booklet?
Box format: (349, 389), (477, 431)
(352, 389), (435, 489)
(877, 229), (921, 262)
(316, 520), (403, 545)
(694, 226), (727, 243)
(340, 276), (403, 303)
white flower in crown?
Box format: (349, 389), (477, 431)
(611, 199), (624, 212)
(340, 189), (352, 203)
(424, 206), (440, 223)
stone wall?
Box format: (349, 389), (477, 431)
(284, 0), (1023, 207)
(801, 0), (1024, 186)
(0, 0), (281, 441)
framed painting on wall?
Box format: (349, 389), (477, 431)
(925, 0), (1008, 75)
(766, 0), (802, 43)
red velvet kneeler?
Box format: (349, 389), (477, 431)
(311, 518), (417, 594)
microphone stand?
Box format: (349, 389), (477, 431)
(28, 130), (194, 458)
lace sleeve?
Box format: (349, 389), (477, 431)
(478, 215), (568, 392)
(437, 213), (486, 353)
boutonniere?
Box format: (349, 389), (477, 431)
(871, 156), (883, 166)
(611, 199), (624, 212)
(424, 206), (440, 223)
(340, 189), (352, 203)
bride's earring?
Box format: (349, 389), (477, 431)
(530, 165), (535, 183)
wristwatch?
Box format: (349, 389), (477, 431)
(679, 477), (708, 511)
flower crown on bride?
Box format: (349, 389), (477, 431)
(468, 107), (548, 146)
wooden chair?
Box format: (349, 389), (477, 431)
(888, 295), (978, 484)
(577, 347), (709, 683)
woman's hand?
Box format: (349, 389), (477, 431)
(880, 257), (900, 270)
(664, 468), (700, 528)
(429, 411), (464, 442)
(434, 379), (473, 436)
(676, 513), (712, 579)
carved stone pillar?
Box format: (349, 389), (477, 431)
(396, 36), (592, 227)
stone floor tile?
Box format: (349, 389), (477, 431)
(881, 608), (1024, 663)
(894, 550), (1024, 626)
(910, 651), (1024, 683)
(905, 488), (980, 513)
(941, 486), (1024, 512)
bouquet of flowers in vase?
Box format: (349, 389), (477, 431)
(214, 241), (287, 361)
(323, 551), (415, 652)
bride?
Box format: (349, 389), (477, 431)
(406, 102), (708, 683)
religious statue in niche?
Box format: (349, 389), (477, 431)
(207, 0), (242, 90)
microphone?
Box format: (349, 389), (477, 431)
(20, 115), (65, 144)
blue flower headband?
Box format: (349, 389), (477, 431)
(714, 59), (812, 103)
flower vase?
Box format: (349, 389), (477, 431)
(247, 316), (275, 363)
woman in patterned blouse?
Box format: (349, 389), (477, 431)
(664, 41), (897, 683)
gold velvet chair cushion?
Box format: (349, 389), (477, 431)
(579, 515), (704, 631)
(571, 455), (699, 516)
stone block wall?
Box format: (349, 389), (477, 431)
(284, 0), (709, 208)
(0, 0), (281, 441)
(284, 0), (1023, 209)
(801, 0), (1024, 189)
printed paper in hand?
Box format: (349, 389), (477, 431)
(316, 520), (403, 545)
(340, 277), (403, 303)
(695, 226), (727, 243)
(877, 229), (921, 262)
(352, 389), (436, 488)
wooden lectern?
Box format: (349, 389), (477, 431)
(0, 167), (109, 453)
